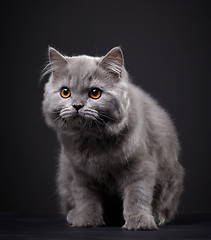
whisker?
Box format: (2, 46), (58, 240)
(98, 112), (116, 121)
(53, 115), (62, 122)
(60, 107), (72, 113)
(84, 109), (98, 114)
(97, 116), (112, 129)
(52, 110), (61, 114)
(79, 118), (89, 134)
(83, 112), (97, 121)
(93, 118), (104, 142)
(64, 119), (69, 129)
(60, 109), (74, 119)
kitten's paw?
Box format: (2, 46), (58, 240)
(67, 209), (105, 227)
(155, 214), (166, 226)
(123, 213), (158, 230)
(66, 209), (76, 225)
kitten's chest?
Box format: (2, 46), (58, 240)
(62, 133), (121, 160)
(61, 133), (129, 184)
(87, 161), (125, 194)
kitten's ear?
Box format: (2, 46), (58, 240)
(48, 46), (68, 71)
(99, 47), (124, 77)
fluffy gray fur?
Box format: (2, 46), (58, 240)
(42, 46), (184, 230)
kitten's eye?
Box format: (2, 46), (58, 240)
(60, 87), (71, 98)
(88, 88), (102, 99)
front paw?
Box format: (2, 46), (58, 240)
(67, 209), (105, 227)
(155, 213), (166, 226)
(123, 213), (158, 230)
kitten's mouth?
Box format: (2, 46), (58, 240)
(72, 112), (80, 119)
(60, 110), (92, 125)
(64, 112), (85, 122)
(59, 108), (81, 119)
(57, 107), (112, 132)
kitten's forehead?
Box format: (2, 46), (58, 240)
(67, 55), (100, 80)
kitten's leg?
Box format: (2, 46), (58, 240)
(153, 163), (184, 226)
(57, 153), (75, 214)
(122, 161), (158, 230)
(67, 178), (105, 227)
(57, 178), (75, 214)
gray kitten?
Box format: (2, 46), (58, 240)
(42, 46), (184, 230)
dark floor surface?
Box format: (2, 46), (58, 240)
(0, 212), (211, 240)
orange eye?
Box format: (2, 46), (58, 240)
(60, 87), (71, 98)
(88, 88), (102, 99)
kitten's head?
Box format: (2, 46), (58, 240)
(42, 47), (130, 137)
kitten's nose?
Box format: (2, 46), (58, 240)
(72, 104), (84, 111)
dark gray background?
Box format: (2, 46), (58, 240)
(1, 0), (211, 214)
